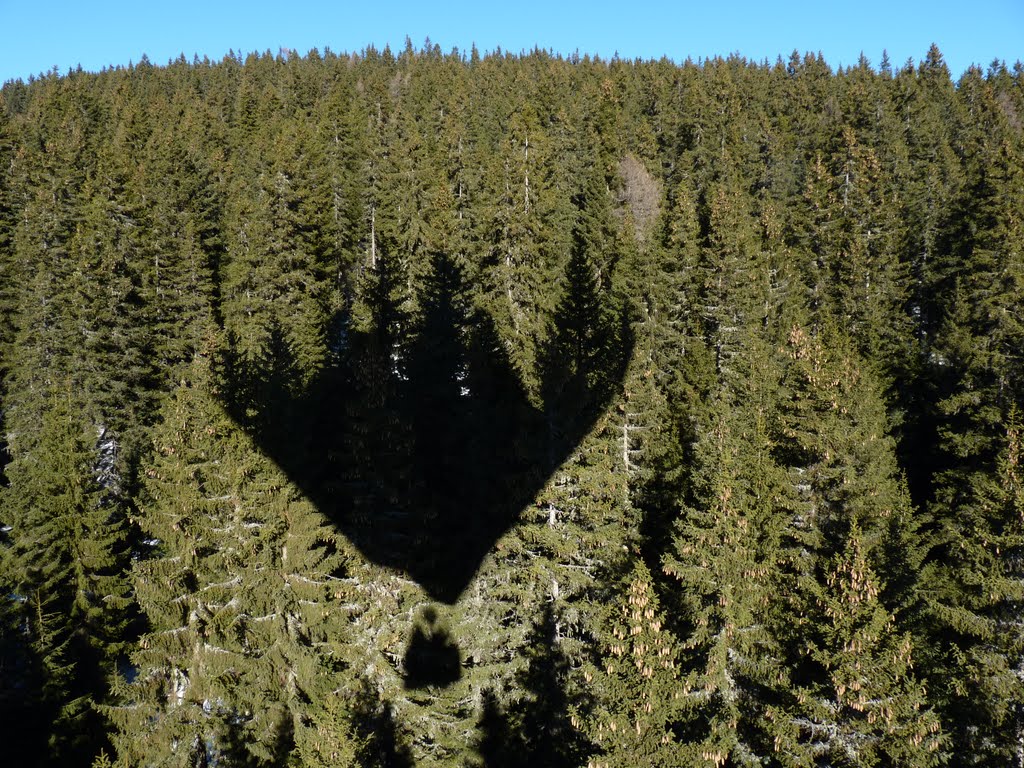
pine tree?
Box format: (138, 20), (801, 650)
(773, 322), (942, 765)
(221, 117), (335, 388)
(662, 399), (790, 767)
(780, 522), (942, 766)
(584, 561), (681, 767)
(3, 388), (133, 766)
(542, 224), (620, 417)
(106, 346), (354, 767)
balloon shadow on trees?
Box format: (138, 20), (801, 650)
(221, 244), (630, 683)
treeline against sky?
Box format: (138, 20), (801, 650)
(0, 41), (1022, 767)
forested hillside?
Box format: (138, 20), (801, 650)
(0, 41), (1022, 767)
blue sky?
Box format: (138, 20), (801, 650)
(1, 0), (1021, 84)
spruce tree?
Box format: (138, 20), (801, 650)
(140, 96), (223, 382)
(798, 126), (912, 393)
(221, 117), (335, 388)
(584, 561), (681, 767)
(3, 45), (1024, 768)
(779, 522), (942, 766)
(921, 407), (1024, 767)
(3, 389), (133, 766)
(106, 346), (354, 767)
(920, 64), (1024, 766)
(773, 322), (942, 766)
(0, 95), (20, 367)
(662, 399), (790, 767)
(68, 124), (158, 476)
(469, 604), (593, 768)
(542, 224), (619, 417)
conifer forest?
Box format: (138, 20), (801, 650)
(1, 41), (1023, 767)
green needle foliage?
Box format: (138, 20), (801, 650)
(0, 44), (1019, 768)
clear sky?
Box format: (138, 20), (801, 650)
(1, 0), (1021, 85)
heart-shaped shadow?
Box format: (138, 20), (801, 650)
(220, 246), (631, 606)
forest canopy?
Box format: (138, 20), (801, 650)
(0, 42), (1022, 767)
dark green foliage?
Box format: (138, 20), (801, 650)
(0, 97), (20, 369)
(781, 523), (942, 766)
(542, 223), (622, 418)
(773, 325), (943, 765)
(2, 389), (133, 767)
(297, 677), (415, 768)
(405, 250), (475, 501)
(1, 45), (1022, 768)
(221, 117), (335, 388)
(662, 398), (791, 767)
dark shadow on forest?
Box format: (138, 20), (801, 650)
(219, 247), (630, 688)
(221, 256), (630, 606)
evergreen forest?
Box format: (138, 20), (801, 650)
(0, 41), (1022, 767)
